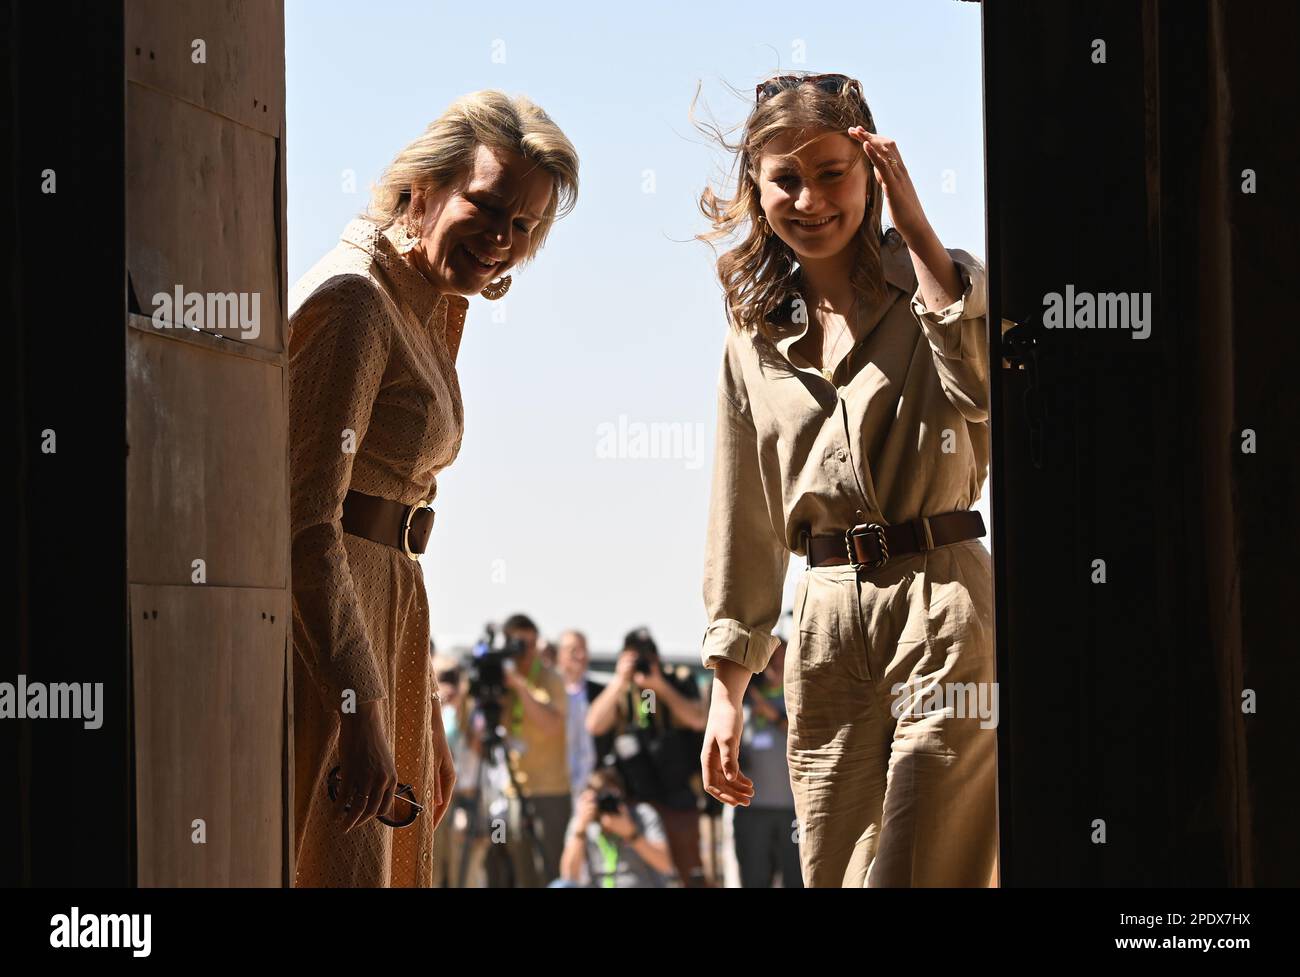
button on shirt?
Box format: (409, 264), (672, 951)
(700, 235), (992, 673)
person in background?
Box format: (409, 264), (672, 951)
(537, 635), (558, 670)
(429, 651), (487, 887)
(733, 639), (803, 887)
(498, 613), (570, 886)
(586, 627), (709, 886)
(557, 768), (673, 888)
(556, 629), (603, 801)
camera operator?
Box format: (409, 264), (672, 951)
(586, 627), (709, 886)
(557, 768), (672, 887)
(494, 613), (571, 887)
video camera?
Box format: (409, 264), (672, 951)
(624, 627), (658, 676)
(467, 623), (528, 725)
(595, 789), (624, 815)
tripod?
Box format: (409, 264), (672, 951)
(454, 699), (547, 888)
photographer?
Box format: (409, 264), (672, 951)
(492, 613), (571, 887)
(557, 768), (672, 888)
(586, 627), (709, 886)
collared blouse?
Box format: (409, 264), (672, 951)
(289, 217), (469, 704)
(700, 233), (991, 673)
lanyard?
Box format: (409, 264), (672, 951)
(624, 685), (657, 731)
(593, 829), (621, 888)
(635, 689), (652, 729)
(510, 656), (544, 736)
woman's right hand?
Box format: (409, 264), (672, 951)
(700, 679), (755, 807)
(336, 699), (399, 833)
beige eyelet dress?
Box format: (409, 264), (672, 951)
(288, 217), (468, 887)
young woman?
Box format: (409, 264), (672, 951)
(289, 91), (578, 887)
(697, 73), (997, 887)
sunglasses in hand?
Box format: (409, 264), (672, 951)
(325, 765), (423, 829)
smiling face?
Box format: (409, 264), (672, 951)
(755, 128), (871, 264)
(408, 142), (555, 295)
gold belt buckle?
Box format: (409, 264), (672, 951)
(401, 499), (431, 561)
(845, 523), (889, 571)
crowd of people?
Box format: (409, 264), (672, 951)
(428, 614), (803, 888)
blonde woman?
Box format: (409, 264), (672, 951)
(697, 73), (996, 887)
(289, 91), (578, 887)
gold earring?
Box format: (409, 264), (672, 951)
(397, 211), (422, 254)
(480, 275), (512, 301)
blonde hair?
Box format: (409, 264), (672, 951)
(367, 90), (579, 265)
(695, 73), (895, 340)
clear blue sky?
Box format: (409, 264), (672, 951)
(285, 0), (987, 659)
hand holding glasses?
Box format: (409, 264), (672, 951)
(326, 765), (423, 829)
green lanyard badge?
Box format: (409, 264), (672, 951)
(510, 655), (545, 737)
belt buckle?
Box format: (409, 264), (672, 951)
(845, 523), (889, 571)
(402, 499), (431, 561)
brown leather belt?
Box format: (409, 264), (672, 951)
(804, 510), (985, 571)
(341, 490), (435, 560)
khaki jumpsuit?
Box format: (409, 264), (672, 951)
(701, 234), (998, 887)
(289, 218), (468, 887)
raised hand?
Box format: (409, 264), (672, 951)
(849, 126), (930, 244)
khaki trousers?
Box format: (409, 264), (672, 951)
(783, 538), (999, 887)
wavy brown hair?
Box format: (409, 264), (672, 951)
(695, 73), (895, 340)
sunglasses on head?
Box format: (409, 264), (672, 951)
(756, 72), (856, 100)
(755, 73), (876, 130)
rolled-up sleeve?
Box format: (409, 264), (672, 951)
(909, 248), (990, 423)
(289, 275), (392, 709)
(700, 340), (788, 674)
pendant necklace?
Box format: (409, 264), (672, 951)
(818, 294), (860, 384)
